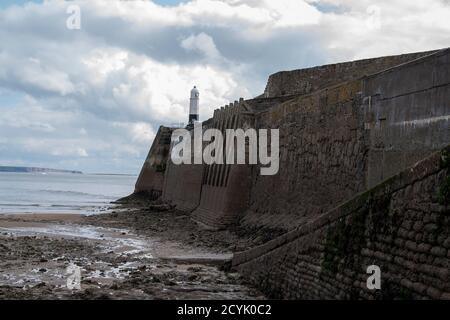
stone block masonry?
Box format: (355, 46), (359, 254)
(243, 80), (366, 234)
(264, 50), (437, 98)
(233, 147), (450, 299)
(241, 48), (450, 238)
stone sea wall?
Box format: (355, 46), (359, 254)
(191, 100), (255, 228)
(233, 148), (450, 299)
(135, 126), (173, 198)
(134, 49), (450, 299)
(242, 48), (450, 238)
(162, 132), (204, 212)
(363, 49), (450, 188)
(243, 80), (366, 235)
(135, 49), (449, 235)
(264, 50), (436, 98)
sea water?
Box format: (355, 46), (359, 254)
(0, 172), (136, 214)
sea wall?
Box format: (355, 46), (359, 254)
(191, 100), (254, 228)
(162, 160), (204, 212)
(363, 48), (450, 188)
(242, 80), (367, 235)
(162, 131), (204, 211)
(233, 148), (450, 299)
(135, 126), (173, 198)
(135, 49), (449, 235)
(242, 49), (450, 237)
(133, 49), (450, 300)
(264, 51), (436, 98)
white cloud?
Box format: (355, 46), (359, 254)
(306, 0), (450, 59)
(0, 0), (449, 173)
(0, 53), (76, 96)
(112, 121), (156, 144)
(181, 32), (222, 61)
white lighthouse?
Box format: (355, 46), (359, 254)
(189, 86), (199, 124)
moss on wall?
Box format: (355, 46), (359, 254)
(322, 209), (367, 275)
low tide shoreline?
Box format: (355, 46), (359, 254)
(0, 201), (263, 300)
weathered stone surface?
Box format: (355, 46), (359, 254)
(233, 150), (450, 299)
(264, 51), (437, 98)
(241, 49), (450, 238)
(430, 247), (447, 257)
(135, 126), (173, 196)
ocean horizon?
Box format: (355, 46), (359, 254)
(0, 172), (137, 215)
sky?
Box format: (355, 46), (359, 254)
(0, 0), (449, 174)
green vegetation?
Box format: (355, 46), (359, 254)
(322, 209), (367, 275)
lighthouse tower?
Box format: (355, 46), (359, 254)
(189, 86), (199, 124)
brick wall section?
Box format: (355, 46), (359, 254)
(264, 50), (437, 98)
(233, 148), (450, 299)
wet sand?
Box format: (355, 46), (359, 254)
(0, 213), (83, 228)
(0, 203), (263, 300)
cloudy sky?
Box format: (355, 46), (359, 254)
(0, 0), (449, 174)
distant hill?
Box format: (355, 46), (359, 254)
(0, 166), (82, 174)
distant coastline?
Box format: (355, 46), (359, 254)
(92, 173), (137, 176)
(0, 166), (83, 174)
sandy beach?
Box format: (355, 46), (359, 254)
(0, 199), (263, 300)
